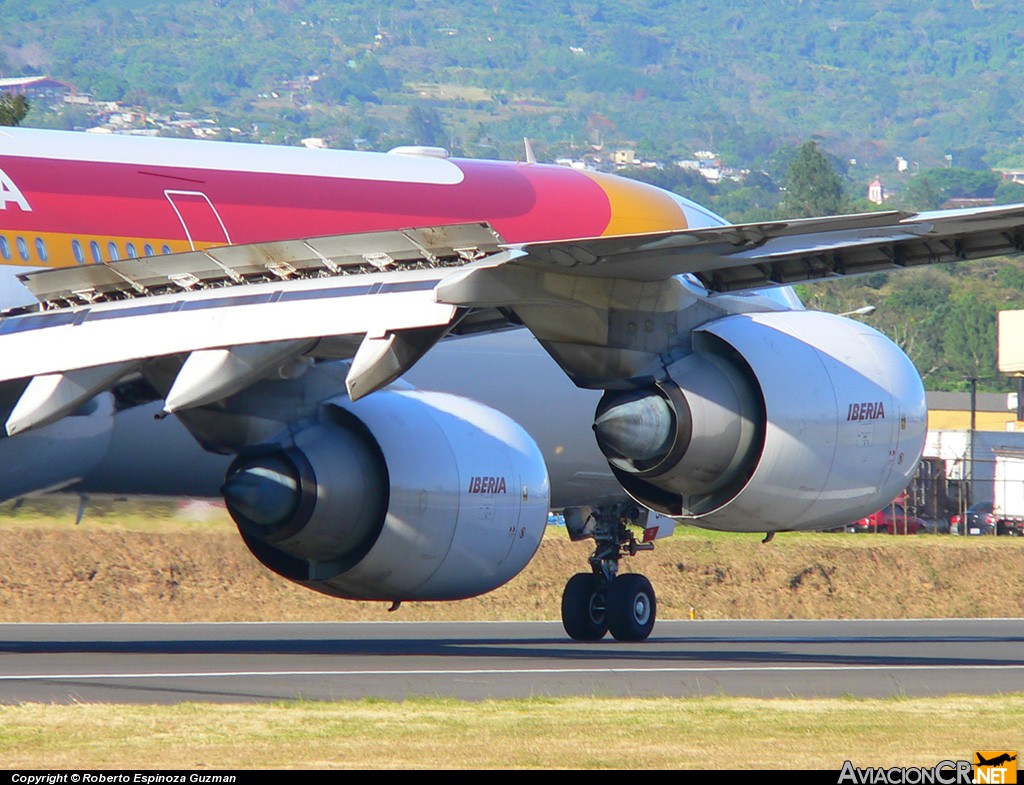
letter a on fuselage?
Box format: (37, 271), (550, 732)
(0, 167), (31, 211)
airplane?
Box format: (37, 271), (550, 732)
(1, 126), (1023, 642)
(976, 753), (1016, 767)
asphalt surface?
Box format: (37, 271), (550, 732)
(0, 618), (1021, 703)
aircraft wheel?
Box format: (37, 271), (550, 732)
(606, 573), (656, 642)
(561, 573), (608, 641)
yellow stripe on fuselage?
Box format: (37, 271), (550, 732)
(582, 170), (689, 236)
(0, 230), (198, 270)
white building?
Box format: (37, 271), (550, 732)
(867, 178), (886, 205)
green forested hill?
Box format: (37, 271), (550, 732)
(2, 0), (1024, 390)
(3, 0), (1024, 170)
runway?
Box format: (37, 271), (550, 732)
(0, 618), (1021, 704)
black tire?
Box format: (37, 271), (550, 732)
(606, 573), (657, 642)
(561, 573), (608, 641)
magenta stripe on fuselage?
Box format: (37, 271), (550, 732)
(0, 151), (615, 245)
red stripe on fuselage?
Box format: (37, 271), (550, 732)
(0, 154), (615, 246)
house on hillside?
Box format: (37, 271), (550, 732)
(999, 170), (1024, 185)
(0, 75), (75, 102)
(867, 178), (887, 204)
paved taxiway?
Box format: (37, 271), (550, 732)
(0, 619), (1021, 703)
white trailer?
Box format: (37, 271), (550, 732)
(992, 450), (1024, 536)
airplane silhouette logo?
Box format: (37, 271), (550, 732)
(978, 754), (1017, 767)
(974, 751), (1017, 784)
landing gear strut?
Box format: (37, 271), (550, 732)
(560, 503), (657, 642)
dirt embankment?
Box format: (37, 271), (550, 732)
(1, 514), (1022, 622)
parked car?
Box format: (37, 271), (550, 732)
(849, 504), (926, 534)
(949, 501), (995, 536)
(918, 516), (950, 534)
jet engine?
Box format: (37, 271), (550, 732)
(0, 392), (116, 500)
(593, 310), (927, 532)
(221, 389), (550, 601)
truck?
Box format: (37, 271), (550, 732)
(921, 429), (1024, 533)
(992, 450), (1024, 536)
(904, 456), (958, 533)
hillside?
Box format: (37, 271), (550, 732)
(3, 1), (1024, 172)
(3, 1), (1024, 392)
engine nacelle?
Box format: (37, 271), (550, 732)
(223, 389), (550, 601)
(595, 311), (927, 532)
(0, 392), (116, 500)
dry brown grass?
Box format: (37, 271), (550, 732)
(2, 499), (1022, 770)
(1, 695), (1021, 769)
(1, 497), (1022, 623)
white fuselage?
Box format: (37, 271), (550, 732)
(71, 327), (614, 509)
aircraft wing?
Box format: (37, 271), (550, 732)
(511, 203), (1024, 291)
(1, 204), (1023, 432)
(0, 223), (509, 431)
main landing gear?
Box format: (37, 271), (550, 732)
(560, 503), (657, 642)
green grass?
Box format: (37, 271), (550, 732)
(1, 696), (1021, 769)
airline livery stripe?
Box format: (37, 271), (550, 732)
(0, 229), (192, 269)
(0, 128), (696, 246)
(0, 128), (465, 184)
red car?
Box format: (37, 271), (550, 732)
(850, 504), (926, 534)
(949, 502), (996, 536)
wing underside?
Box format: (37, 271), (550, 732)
(513, 204), (1024, 290)
(0, 223), (508, 434)
(1, 203), (1023, 436)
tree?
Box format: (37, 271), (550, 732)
(942, 290), (999, 388)
(0, 93), (29, 127)
(407, 106), (446, 147)
(900, 174), (943, 211)
(927, 167), (1000, 199)
(900, 167), (1001, 210)
(995, 181), (1024, 205)
(782, 140), (846, 217)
